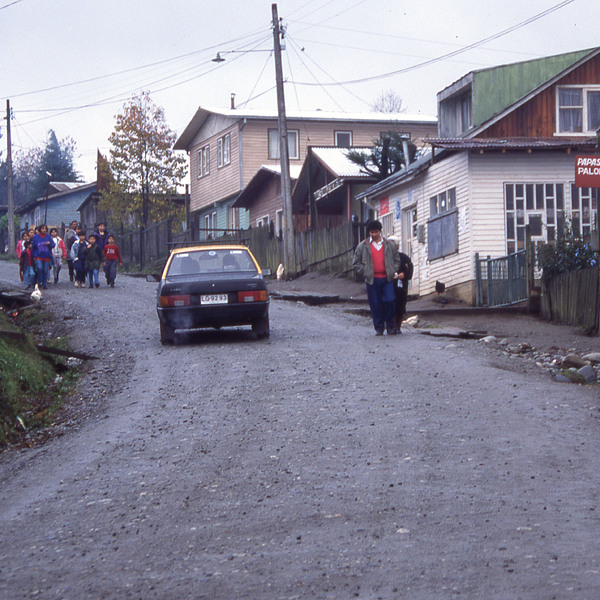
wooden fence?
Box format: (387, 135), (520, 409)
(119, 220), (365, 276)
(540, 265), (600, 332)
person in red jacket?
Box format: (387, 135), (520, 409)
(103, 234), (123, 288)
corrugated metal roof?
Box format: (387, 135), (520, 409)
(428, 137), (597, 150)
(311, 147), (373, 178)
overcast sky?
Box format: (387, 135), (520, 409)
(1, 0), (596, 181)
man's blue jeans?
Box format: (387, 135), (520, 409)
(366, 277), (396, 332)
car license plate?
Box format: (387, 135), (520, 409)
(201, 294), (228, 305)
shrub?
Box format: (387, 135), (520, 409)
(538, 221), (598, 281)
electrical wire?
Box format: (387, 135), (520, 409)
(240, 49), (274, 109)
(2, 27), (270, 101)
(290, 0), (577, 86)
(0, 0), (24, 11)
(287, 37), (370, 110)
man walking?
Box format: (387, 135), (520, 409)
(353, 220), (400, 335)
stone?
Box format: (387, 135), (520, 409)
(577, 365), (597, 384)
(561, 353), (588, 369)
(582, 352), (600, 365)
(480, 335), (497, 343)
(555, 374), (573, 384)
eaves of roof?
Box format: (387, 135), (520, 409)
(174, 105), (437, 150)
(428, 137), (597, 151)
(17, 182), (96, 214)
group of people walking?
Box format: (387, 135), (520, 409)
(17, 221), (123, 290)
(353, 219), (414, 336)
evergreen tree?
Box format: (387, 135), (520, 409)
(347, 132), (418, 180)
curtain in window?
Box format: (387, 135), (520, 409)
(588, 91), (600, 131)
(559, 88), (583, 132)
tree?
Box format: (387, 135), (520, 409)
(13, 132), (79, 205)
(347, 132), (418, 180)
(100, 91), (187, 226)
(371, 90), (406, 113)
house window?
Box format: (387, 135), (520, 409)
(268, 129), (299, 159)
(204, 211), (217, 239)
(275, 209), (283, 237)
(228, 205), (239, 231)
(557, 86), (600, 134)
(570, 185), (598, 239)
(428, 187), (458, 261)
(335, 131), (352, 148)
(380, 212), (394, 238)
(430, 187), (456, 217)
(197, 145), (210, 178)
(256, 215), (269, 228)
(217, 133), (231, 168)
(504, 183), (565, 253)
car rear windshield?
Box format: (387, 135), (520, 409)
(167, 249), (258, 276)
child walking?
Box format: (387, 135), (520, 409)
(103, 234), (122, 287)
(19, 240), (35, 289)
(50, 228), (67, 284)
(83, 234), (104, 288)
(70, 231), (87, 288)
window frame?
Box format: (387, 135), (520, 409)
(334, 131), (353, 148)
(556, 85), (600, 135)
(197, 145), (210, 179)
(427, 187), (458, 261)
(268, 128), (300, 160)
(217, 133), (231, 168)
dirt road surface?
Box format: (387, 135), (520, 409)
(0, 262), (599, 599)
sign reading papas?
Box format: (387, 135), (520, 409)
(575, 155), (600, 187)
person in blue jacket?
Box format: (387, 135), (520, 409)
(31, 224), (55, 289)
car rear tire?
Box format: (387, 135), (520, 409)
(160, 321), (175, 344)
(252, 314), (270, 339)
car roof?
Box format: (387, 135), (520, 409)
(170, 244), (250, 255)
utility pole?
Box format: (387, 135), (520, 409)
(271, 3), (295, 277)
(6, 100), (15, 256)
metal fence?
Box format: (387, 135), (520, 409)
(475, 250), (528, 307)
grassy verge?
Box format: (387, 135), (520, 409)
(0, 307), (80, 446)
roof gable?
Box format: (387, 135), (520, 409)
(471, 48), (597, 129)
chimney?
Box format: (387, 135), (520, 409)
(231, 93), (236, 110)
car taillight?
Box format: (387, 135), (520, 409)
(237, 290), (268, 303)
(159, 294), (191, 307)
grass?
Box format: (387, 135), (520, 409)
(0, 308), (80, 445)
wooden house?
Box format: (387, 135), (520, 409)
(174, 105), (437, 237)
(359, 47), (600, 303)
(18, 182), (97, 233)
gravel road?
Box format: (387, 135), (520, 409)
(0, 262), (599, 599)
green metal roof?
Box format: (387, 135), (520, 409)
(471, 48), (597, 128)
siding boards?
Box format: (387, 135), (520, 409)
(482, 54), (600, 138)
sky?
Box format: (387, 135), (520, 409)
(1, 0), (597, 182)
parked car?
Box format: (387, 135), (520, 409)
(156, 243), (270, 343)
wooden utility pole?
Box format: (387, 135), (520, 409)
(5, 100), (15, 256)
(271, 3), (295, 277)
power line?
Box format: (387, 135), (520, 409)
(290, 0), (577, 86)
(2, 28), (270, 101)
(0, 0), (25, 11)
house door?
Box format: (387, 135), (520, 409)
(402, 205), (418, 294)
